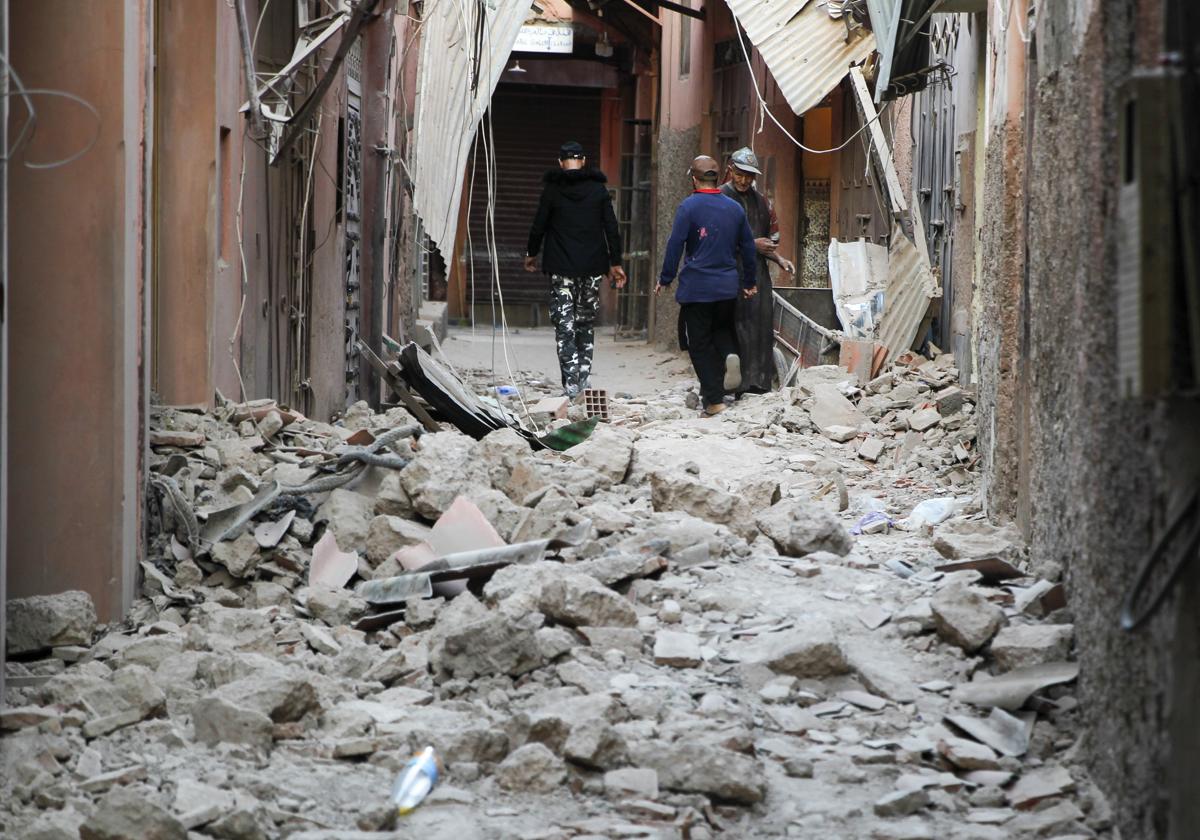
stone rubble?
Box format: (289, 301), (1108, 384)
(2, 356), (1107, 838)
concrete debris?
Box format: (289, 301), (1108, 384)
(603, 767), (659, 799)
(1006, 800), (1086, 835)
(933, 520), (1023, 565)
(809, 383), (868, 438)
(755, 497), (853, 557)
(930, 582), (1005, 653)
(875, 787), (931, 817)
(945, 707), (1031, 757)
(989, 623), (1074, 671)
(6, 590), (97, 654)
(954, 660), (1080, 710)
(427, 592), (542, 680)
(653, 630), (702, 668)
(754, 620), (850, 677)
(1008, 764), (1075, 809)
(645, 742), (767, 804)
(495, 743), (567, 793)
(0, 359), (1095, 838)
(80, 786), (187, 840)
(937, 737), (1002, 770)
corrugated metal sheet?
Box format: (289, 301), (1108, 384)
(879, 222), (940, 362)
(866, 0), (936, 101)
(725, 0), (876, 116)
(773, 290), (837, 370)
(410, 1), (528, 259)
(865, 0), (902, 99)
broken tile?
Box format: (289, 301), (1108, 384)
(309, 531), (359, 589)
(857, 604), (892, 630)
(653, 631), (702, 668)
(1008, 764), (1074, 810)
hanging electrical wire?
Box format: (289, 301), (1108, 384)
(733, 27), (892, 156)
(0, 54), (102, 170)
(472, 3), (543, 432)
(479, 73), (543, 433)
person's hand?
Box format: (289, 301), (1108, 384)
(654, 283), (664, 297)
(754, 237), (777, 256)
(610, 265), (627, 289)
(778, 257), (795, 275)
(523, 255), (537, 273)
(743, 286), (758, 299)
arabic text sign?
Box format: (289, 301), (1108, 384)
(513, 24), (573, 54)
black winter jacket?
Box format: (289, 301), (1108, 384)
(526, 168), (622, 277)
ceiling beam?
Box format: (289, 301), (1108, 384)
(656, 0), (705, 20)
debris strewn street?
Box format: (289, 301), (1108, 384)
(1, 350), (1108, 839)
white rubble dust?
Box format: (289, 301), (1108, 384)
(1, 353), (1113, 840)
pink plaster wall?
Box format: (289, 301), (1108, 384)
(661, 8), (709, 131)
(7, 0), (146, 620)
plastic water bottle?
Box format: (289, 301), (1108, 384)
(390, 746), (439, 816)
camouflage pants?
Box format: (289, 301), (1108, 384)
(549, 274), (602, 390)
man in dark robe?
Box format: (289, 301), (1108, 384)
(719, 147), (795, 394)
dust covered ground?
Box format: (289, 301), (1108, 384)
(1, 348), (1112, 839)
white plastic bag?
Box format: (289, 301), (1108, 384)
(899, 497), (962, 530)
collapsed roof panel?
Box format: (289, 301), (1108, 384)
(410, 1), (529, 260)
(725, 0), (876, 116)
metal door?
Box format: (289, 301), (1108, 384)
(913, 15), (959, 348)
(466, 85), (602, 314)
(342, 39), (364, 405)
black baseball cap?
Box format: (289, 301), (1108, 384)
(559, 141), (586, 160)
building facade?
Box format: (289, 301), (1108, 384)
(2, 1), (1197, 835)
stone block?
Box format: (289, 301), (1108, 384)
(495, 743), (567, 793)
(858, 437), (886, 462)
(604, 768), (659, 800)
(990, 624), (1073, 671)
(931, 584), (1005, 653)
(755, 498), (852, 557)
(6, 590), (97, 654)
(80, 787), (186, 840)
(653, 631), (702, 668)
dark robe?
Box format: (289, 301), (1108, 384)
(720, 182), (778, 393)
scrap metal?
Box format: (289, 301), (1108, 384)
(357, 539), (553, 606)
(272, 0), (382, 166)
(396, 342), (599, 451)
(725, 0), (877, 117)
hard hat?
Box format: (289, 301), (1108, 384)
(729, 147), (762, 175)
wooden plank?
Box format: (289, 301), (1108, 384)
(849, 66), (907, 218)
(656, 0), (705, 20)
(354, 339), (441, 432)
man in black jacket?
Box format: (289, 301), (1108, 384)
(525, 141), (626, 397)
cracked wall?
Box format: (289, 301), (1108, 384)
(978, 1), (1200, 836)
(650, 125), (699, 351)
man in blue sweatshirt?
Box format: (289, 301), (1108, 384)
(657, 155), (758, 416)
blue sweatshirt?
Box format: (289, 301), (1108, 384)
(658, 189), (757, 303)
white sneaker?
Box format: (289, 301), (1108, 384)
(723, 354), (742, 391)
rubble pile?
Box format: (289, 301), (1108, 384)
(2, 356), (1112, 839)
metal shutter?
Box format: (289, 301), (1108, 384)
(466, 84), (602, 310)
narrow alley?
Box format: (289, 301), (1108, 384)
(6, 353), (1095, 839)
(1, 1), (1198, 840)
